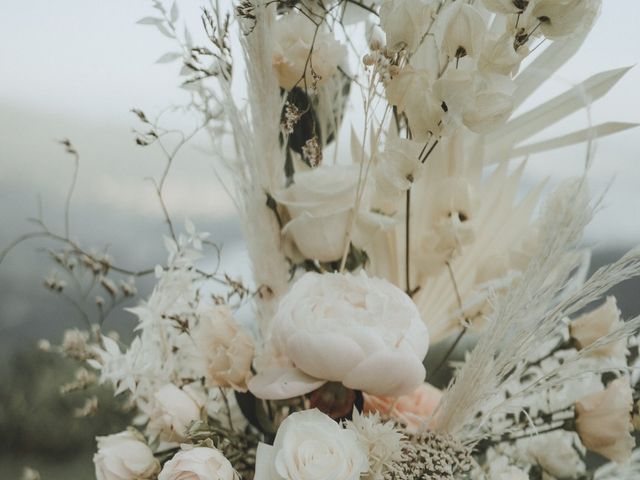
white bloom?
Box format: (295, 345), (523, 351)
(576, 377), (635, 463)
(254, 409), (369, 480)
(526, 431), (585, 479)
(159, 447), (237, 480)
(478, 32), (526, 76)
(490, 465), (528, 480)
(93, 430), (160, 480)
(385, 67), (444, 140)
(437, 3), (487, 60)
(147, 384), (204, 442)
(570, 296), (627, 360)
(194, 306), (255, 391)
(249, 271), (429, 399)
(275, 165), (361, 262)
(345, 410), (404, 479)
(272, 12), (347, 90)
(532, 0), (602, 39)
(483, 0), (529, 14)
(372, 138), (424, 214)
(379, 0), (436, 53)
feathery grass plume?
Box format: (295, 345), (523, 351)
(217, 1), (290, 332)
(434, 178), (595, 439)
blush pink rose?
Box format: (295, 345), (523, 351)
(363, 383), (442, 431)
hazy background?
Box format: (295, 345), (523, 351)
(1, 1), (639, 477)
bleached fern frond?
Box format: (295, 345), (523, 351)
(434, 179), (594, 438)
(217, 2), (290, 331)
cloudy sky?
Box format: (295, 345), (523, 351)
(1, 1), (639, 348)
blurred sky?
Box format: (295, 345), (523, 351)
(1, 1), (640, 348)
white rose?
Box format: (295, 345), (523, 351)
(159, 447), (236, 480)
(194, 306), (255, 391)
(570, 296), (627, 361)
(379, 0), (436, 53)
(272, 12), (347, 91)
(576, 377), (635, 463)
(94, 430), (160, 480)
(436, 3), (487, 60)
(532, 0), (601, 39)
(249, 271), (429, 400)
(275, 165), (361, 262)
(255, 409), (369, 480)
(147, 384), (204, 442)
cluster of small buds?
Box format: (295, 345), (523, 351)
(302, 136), (323, 167)
(60, 367), (98, 394)
(362, 43), (402, 82)
(282, 102), (302, 135)
(61, 328), (93, 361)
(44, 273), (67, 292)
(73, 395), (99, 418)
(52, 251), (77, 271)
(100, 276), (118, 298)
(81, 251), (113, 275)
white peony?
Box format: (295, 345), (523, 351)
(275, 165), (362, 262)
(147, 383), (204, 442)
(194, 306), (255, 391)
(570, 296), (627, 361)
(254, 409), (369, 480)
(272, 12), (347, 90)
(249, 271), (429, 400)
(159, 447), (237, 480)
(93, 430), (160, 480)
(526, 431), (585, 479)
(379, 0), (436, 53)
(532, 0), (601, 39)
(576, 377), (635, 463)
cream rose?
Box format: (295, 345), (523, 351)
(570, 296), (627, 360)
(272, 12), (347, 91)
(194, 306), (255, 391)
(275, 165), (361, 262)
(249, 271), (429, 400)
(147, 384), (204, 442)
(576, 377), (635, 463)
(93, 430), (160, 480)
(254, 409), (369, 480)
(379, 0), (436, 53)
(159, 447), (236, 480)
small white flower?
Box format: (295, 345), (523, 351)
(254, 409), (369, 480)
(93, 430), (160, 480)
(483, 0), (530, 14)
(372, 138), (424, 214)
(576, 377), (635, 463)
(158, 447), (237, 480)
(249, 271), (429, 400)
(272, 12), (347, 90)
(532, 0), (602, 39)
(478, 32), (526, 76)
(379, 0), (436, 53)
(436, 3), (487, 61)
(385, 67), (444, 141)
(193, 306), (255, 391)
(147, 383), (204, 442)
(570, 296), (627, 361)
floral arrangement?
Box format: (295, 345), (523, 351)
(9, 0), (640, 479)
